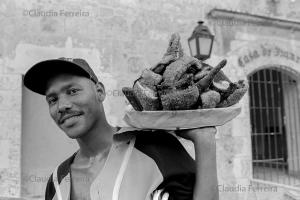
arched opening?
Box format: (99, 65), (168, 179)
(248, 67), (300, 186)
(21, 81), (78, 198)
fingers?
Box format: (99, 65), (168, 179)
(152, 190), (163, 200)
(161, 192), (169, 200)
(175, 126), (217, 142)
(205, 126), (217, 133)
(176, 126), (216, 134)
(196, 126), (217, 134)
(152, 190), (169, 200)
(152, 190), (160, 200)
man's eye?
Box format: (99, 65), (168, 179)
(68, 88), (79, 95)
(47, 97), (57, 105)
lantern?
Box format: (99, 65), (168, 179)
(188, 21), (214, 60)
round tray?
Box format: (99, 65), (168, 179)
(123, 104), (241, 130)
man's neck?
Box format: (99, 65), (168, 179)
(76, 123), (116, 159)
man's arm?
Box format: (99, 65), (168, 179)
(176, 127), (219, 200)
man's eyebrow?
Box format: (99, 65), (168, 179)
(45, 83), (79, 98)
(45, 92), (57, 101)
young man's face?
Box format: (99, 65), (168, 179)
(45, 74), (105, 139)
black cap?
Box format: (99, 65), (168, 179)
(24, 57), (99, 95)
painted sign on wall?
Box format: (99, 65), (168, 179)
(238, 44), (300, 67)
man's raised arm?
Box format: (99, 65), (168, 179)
(176, 127), (219, 200)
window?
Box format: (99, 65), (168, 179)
(249, 68), (300, 187)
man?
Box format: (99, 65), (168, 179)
(24, 57), (218, 200)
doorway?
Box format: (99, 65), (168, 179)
(21, 82), (78, 199)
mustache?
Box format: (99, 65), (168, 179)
(58, 111), (83, 124)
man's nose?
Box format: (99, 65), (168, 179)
(57, 96), (72, 113)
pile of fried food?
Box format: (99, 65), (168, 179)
(122, 33), (248, 111)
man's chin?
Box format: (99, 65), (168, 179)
(62, 127), (86, 139)
(66, 132), (85, 139)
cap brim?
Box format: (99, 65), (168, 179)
(24, 59), (91, 95)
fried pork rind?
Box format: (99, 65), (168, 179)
(194, 63), (213, 81)
(122, 87), (143, 111)
(211, 80), (238, 102)
(160, 85), (199, 110)
(164, 32), (184, 58)
(162, 59), (189, 86)
(200, 90), (221, 109)
(195, 59), (227, 93)
(133, 81), (161, 111)
(123, 33), (248, 111)
(214, 70), (231, 83)
(150, 54), (176, 75)
(150, 33), (184, 75)
(162, 55), (202, 87)
(137, 69), (163, 91)
(217, 81), (249, 107)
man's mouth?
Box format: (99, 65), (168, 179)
(59, 113), (83, 125)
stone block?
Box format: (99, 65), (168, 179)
(126, 56), (148, 75)
(0, 111), (21, 139)
(123, 40), (138, 54)
(100, 15), (129, 36)
(64, 17), (100, 39)
(8, 148), (21, 168)
(92, 39), (113, 71)
(131, 17), (149, 39)
(1, 122), (21, 141)
(98, 6), (114, 18)
(233, 157), (252, 178)
(218, 179), (240, 200)
(232, 112), (251, 137)
(217, 152), (235, 180)
(216, 122), (233, 138)
(0, 91), (21, 111)
(0, 139), (10, 168)
(0, 168), (20, 197)
(217, 137), (249, 158)
(0, 75), (22, 91)
(248, 180), (283, 200)
(40, 17), (65, 35)
(217, 139), (251, 183)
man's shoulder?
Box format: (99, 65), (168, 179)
(134, 130), (180, 147)
(54, 151), (77, 181)
(132, 130), (196, 172)
(132, 130), (196, 197)
(115, 129), (184, 147)
(115, 129), (179, 147)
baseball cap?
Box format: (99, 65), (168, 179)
(24, 57), (99, 95)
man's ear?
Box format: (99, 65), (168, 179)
(95, 82), (106, 102)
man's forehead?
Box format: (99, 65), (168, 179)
(45, 74), (91, 95)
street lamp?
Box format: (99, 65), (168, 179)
(188, 21), (214, 61)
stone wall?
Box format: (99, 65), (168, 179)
(208, 9), (300, 199)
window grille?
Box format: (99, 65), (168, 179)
(249, 68), (300, 187)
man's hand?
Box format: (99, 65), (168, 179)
(176, 127), (219, 200)
(175, 127), (217, 142)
